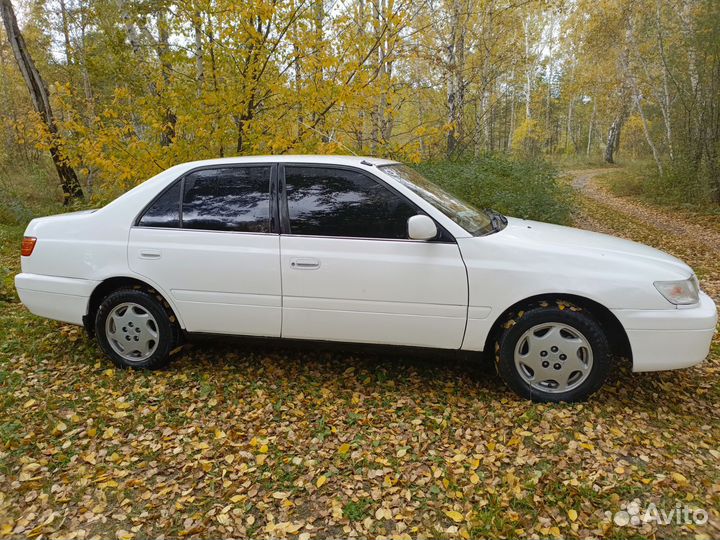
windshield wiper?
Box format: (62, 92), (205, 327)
(484, 208), (508, 232)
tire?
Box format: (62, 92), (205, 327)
(495, 304), (611, 403)
(95, 287), (181, 369)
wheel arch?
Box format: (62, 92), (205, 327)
(84, 276), (184, 335)
(483, 293), (632, 364)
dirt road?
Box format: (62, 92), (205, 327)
(569, 169), (720, 307)
(570, 168), (720, 256)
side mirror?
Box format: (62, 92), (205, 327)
(407, 215), (438, 241)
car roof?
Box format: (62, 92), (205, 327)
(173, 155), (400, 169)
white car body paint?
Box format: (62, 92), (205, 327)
(280, 235), (467, 348)
(15, 155), (717, 372)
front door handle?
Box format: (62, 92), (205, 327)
(290, 257), (320, 270)
(139, 250), (161, 260)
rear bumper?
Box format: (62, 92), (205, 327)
(612, 292), (718, 372)
(15, 273), (98, 325)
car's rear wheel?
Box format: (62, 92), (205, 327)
(495, 304), (612, 402)
(95, 288), (180, 369)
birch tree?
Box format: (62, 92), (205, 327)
(0, 0), (84, 201)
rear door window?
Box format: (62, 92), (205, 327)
(181, 166), (272, 232)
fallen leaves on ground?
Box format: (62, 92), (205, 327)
(0, 182), (718, 539)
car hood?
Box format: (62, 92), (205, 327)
(501, 217), (692, 277)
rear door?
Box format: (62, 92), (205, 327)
(279, 164), (468, 349)
(129, 164), (282, 336)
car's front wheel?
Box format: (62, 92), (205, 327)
(95, 288), (180, 369)
(495, 304), (612, 402)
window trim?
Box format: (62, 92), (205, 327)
(134, 163), (279, 234)
(278, 163), (455, 243)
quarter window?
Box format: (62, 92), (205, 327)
(182, 166), (272, 232)
(138, 181), (181, 228)
(284, 166), (418, 239)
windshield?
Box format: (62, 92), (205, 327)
(380, 164), (495, 236)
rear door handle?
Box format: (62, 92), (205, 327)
(290, 257), (320, 270)
(139, 250), (161, 260)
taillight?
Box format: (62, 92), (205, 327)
(21, 236), (37, 256)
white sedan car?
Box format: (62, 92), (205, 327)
(15, 156), (717, 402)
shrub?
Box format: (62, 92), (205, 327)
(2, 154), (574, 227)
(414, 154), (573, 225)
(602, 159), (718, 211)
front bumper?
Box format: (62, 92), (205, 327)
(612, 291), (718, 372)
(15, 273), (98, 325)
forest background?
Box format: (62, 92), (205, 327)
(0, 0), (717, 219)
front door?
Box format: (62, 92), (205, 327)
(279, 165), (468, 349)
(129, 164), (282, 337)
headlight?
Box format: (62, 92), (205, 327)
(654, 277), (699, 305)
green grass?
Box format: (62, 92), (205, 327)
(599, 160), (720, 213)
(0, 161), (68, 226)
(415, 154), (574, 225)
(342, 498), (372, 521)
(549, 153), (612, 170)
